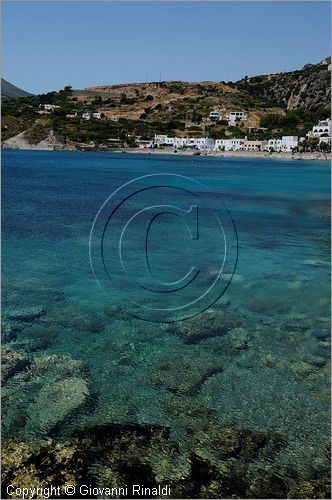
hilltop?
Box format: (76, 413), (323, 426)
(78, 57), (331, 123)
(1, 78), (33, 99)
(2, 58), (330, 147)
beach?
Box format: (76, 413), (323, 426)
(2, 139), (330, 161)
(115, 147), (331, 161)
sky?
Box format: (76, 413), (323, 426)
(2, 1), (331, 94)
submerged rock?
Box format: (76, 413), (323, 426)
(1, 439), (86, 497)
(2, 352), (90, 440)
(150, 347), (224, 397)
(42, 304), (105, 333)
(30, 354), (84, 379)
(172, 311), (241, 344)
(312, 327), (330, 340)
(291, 360), (316, 378)
(1, 346), (30, 384)
(26, 377), (90, 435)
(7, 306), (46, 323)
(1, 321), (20, 342)
(1, 420), (330, 499)
(224, 327), (251, 351)
(193, 423), (285, 467)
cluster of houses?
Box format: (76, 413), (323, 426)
(39, 104), (119, 122)
(150, 119), (331, 152)
(153, 135), (299, 152)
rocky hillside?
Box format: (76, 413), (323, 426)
(234, 57), (331, 111)
(1, 78), (33, 99)
(2, 125), (68, 151)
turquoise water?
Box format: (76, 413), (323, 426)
(2, 150), (330, 497)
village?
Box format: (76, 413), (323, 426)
(37, 102), (331, 153)
(151, 114), (331, 153)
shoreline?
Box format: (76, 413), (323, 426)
(2, 145), (330, 161)
(113, 148), (331, 161)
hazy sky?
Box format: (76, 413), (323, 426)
(2, 1), (331, 94)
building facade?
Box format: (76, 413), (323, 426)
(226, 111), (247, 126)
(106, 115), (119, 122)
(154, 135), (214, 150)
(241, 140), (264, 151)
(214, 139), (243, 151)
(40, 104), (60, 111)
(307, 119), (331, 145)
(209, 111), (221, 121)
(266, 136), (298, 152)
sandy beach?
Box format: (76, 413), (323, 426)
(3, 142), (330, 161)
(113, 147), (331, 162)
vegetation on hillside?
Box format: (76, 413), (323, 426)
(234, 58), (331, 110)
(2, 59), (330, 148)
(259, 108), (329, 138)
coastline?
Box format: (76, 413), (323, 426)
(113, 148), (331, 162)
(2, 145), (330, 161)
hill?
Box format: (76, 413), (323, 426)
(1, 59), (330, 147)
(75, 58), (330, 124)
(1, 78), (33, 99)
(234, 57), (331, 110)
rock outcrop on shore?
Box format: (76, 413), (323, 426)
(2, 128), (69, 151)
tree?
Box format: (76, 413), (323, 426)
(319, 141), (331, 152)
(307, 137), (319, 151)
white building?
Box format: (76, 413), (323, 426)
(40, 104), (60, 111)
(136, 139), (153, 149)
(185, 137), (215, 150)
(241, 140), (265, 151)
(154, 135), (214, 150)
(214, 139), (243, 151)
(154, 135), (172, 147)
(226, 111), (247, 126)
(106, 115), (119, 122)
(307, 119), (331, 145)
(173, 137), (189, 148)
(154, 135), (185, 148)
(281, 136), (298, 151)
(107, 138), (122, 146)
(209, 111), (221, 121)
(82, 112), (104, 120)
(266, 138), (282, 151)
(197, 138), (215, 150)
(266, 136), (298, 152)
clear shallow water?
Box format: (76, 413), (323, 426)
(2, 150), (331, 498)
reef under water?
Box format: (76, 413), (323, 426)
(2, 150), (331, 498)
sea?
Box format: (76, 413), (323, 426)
(2, 150), (331, 498)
